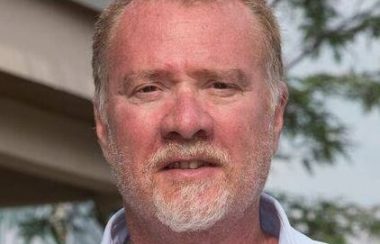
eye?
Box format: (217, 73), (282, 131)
(137, 85), (160, 93)
(212, 82), (230, 89)
(206, 80), (242, 98)
(130, 83), (164, 102)
(210, 81), (239, 90)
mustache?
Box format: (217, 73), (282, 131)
(145, 141), (230, 171)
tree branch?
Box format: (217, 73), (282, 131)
(286, 1), (380, 70)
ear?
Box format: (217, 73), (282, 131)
(94, 105), (109, 151)
(272, 81), (288, 152)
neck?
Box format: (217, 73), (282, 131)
(123, 200), (278, 244)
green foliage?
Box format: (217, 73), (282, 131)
(0, 202), (102, 244)
(18, 205), (67, 244)
(285, 80), (349, 171)
(277, 0), (380, 67)
(267, 0), (380, 170)
(299, 72), (380, 111)
(284, 71), (380, 171)
(267, 1), (380, 242)
(276, 194), (380, 244)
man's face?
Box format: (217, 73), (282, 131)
(96, 0), (286, 232)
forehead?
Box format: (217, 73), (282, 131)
(108, 0), (267, 77)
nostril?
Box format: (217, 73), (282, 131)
(163, 129), (209, 142)
(193, 129), (209, 140)
(163, 131), (182, 141)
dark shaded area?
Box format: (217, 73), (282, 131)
(0, 166), (94, 207)
(0, 70), (93, 123)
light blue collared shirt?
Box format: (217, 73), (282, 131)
(101, 193), (326, 244)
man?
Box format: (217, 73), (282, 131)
(92, 0), (325, 243)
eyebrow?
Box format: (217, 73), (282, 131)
(121, 68), (250, 89)
(189, 68), (250, 87)
(123, 70), (174, 84)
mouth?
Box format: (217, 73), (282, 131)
(157, 159), (221, 181)
(162, 160), (217, 170)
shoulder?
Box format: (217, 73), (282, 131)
(286, 227), (327, 244)
(101, 208), (128, 244)
(260, 193), (328, 244)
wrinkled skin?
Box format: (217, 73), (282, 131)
(95, 0), (287, 243)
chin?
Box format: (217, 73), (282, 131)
(150, 174), (231, 232)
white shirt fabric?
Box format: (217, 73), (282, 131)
(101, 193), (327, 244)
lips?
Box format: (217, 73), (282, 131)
(157, 159), (221, 181)
(153, 154), (224, 181)
(149, 142), (228, 174)
(163, 160), (216, 170)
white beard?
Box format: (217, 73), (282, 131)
(153, 176), (230, 232)
(105, 120), (275, 233)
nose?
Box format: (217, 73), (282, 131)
(160, 90), (213, 141)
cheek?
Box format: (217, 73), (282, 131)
(107, 100), (161, 163)
(213, 101), (273, 162)
(216, 101), (269, 139)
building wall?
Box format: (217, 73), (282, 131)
(0, 0), (96, 98)
(0, 0), (119, 208)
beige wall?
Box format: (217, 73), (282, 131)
(0, 0), (96, 99)
(0, 96), (111, 193)
(0, 0), (120, 208)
